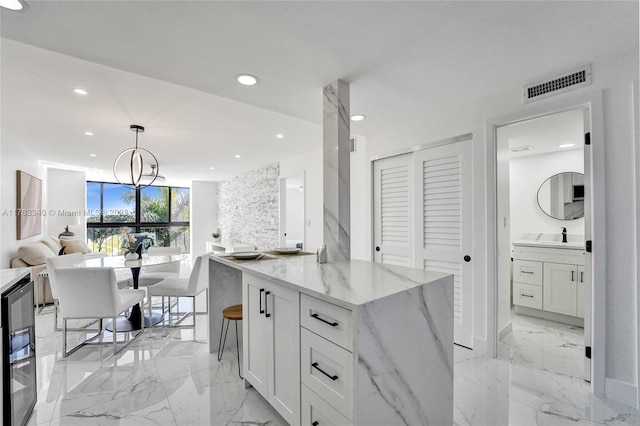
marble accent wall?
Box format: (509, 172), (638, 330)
(217, 163), (279, 249)
(323, 80), (351, 262)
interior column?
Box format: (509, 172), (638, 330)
(322, 79), (350, 262)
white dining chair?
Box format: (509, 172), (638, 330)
(46, 253), (85, 331)
(55, 267), (146, 357)
(146, 254), (208, 328)
(46, 253), (132, 330)
(138, 246), (182, 287)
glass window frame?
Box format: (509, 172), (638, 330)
(86, 181), (190, 252)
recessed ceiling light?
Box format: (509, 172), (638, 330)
(510, 145), (532, 153)
(209, 167), (215, 170)
(89, 154), (97, 157)
(235, 155), (241, 158)
(236, 74), (259, 86)
(276, 133), (284, 139)
(73, 88), (88, 95)
(0, 0), (23, 10)
(84, 131), (94, 136)
(559, 143), (575, 148)
(350, 114), (366, 122)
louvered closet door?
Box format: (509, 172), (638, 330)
(373, 154), (413, 267)
(413, 140), (473, 348)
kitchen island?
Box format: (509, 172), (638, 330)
(208, 254), (453, 426)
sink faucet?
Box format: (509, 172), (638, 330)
(561, 227), (567, 243)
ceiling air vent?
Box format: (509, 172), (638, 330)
(523, 64), (591, 103)
(510, 145), (532, 153)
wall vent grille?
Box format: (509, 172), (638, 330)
(523, 65), (591, 103)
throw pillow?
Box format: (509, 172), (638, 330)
(18, 243), (57, 266)
(40, 237), (60, 253)
(59, 236), (90, 253)
(61, 240), (87, 255)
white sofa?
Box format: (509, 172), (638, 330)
(10, 236), (106, 305)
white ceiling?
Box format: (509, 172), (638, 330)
(1, 1), (637, 186)
(501, 108), (585, 159)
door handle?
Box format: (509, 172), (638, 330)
(264, 291), (271, 318)
(581, 271), (584, 283)
(259, 288), (265, 314)
(571, 271), (575, 282)
(375, 246), (380, 252)
(464, 255), (471, 262)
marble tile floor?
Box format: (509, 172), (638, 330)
(27, 305), (640, 425)
(498, 310), (585, 379)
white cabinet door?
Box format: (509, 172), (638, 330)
(543, 262), (578, 316)
(243, 274), (301, 426)
(577, 265), (585, 319)
(266, 283), (300, 425)
(372, 154), (413, 267)
(243, 278), (268, 398)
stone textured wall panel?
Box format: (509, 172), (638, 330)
(217, 163), (280, 249)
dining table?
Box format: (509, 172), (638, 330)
(76, 253), (187, 331)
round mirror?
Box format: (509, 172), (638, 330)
(537, 172), (584, 220)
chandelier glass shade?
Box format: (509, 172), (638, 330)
(113, 124), (161, 189)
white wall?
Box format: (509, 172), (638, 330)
(351, 50), (639, 400)
(350, 136), (368, 260)
(280, 150), (323, 252)
(191, 180), (218, 257)
(46, 168), (87, 241)
(509, 149), (584, 242)
(0, 143), (46, 268)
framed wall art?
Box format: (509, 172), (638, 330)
(16, 170), (43, 239)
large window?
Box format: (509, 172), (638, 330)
(86, 182), (190, 255)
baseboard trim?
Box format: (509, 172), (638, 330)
(514, 305), (584, 327)
(499, 321), (512, 341)
(605, 377), (639, 409)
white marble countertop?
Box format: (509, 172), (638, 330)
(209, 254), (451, 308)
(512, 240), (585, 250)
(1, 267), (31, 295)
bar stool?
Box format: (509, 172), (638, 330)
(217, 304), (243, 379)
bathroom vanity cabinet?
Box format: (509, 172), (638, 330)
(512, 241), (585, 323)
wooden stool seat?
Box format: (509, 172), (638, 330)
(222, 304), (242, 321)
(218, 303), (244, 379)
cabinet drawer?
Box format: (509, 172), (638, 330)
(301, 294), (353, 351)
(301, 328), (353, 420)
(302, 385), (352, 426)
(513, 260), (542, 286)
(513, 282), (542, 310)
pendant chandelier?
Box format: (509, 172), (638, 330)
(113, 124), (161, 189)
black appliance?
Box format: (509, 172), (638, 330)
(2, 275), (36, 426)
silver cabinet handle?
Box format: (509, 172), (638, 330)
(521, 270), (534, 274)
(521, 294), (534, 298)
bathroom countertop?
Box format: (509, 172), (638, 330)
(512, 240), (584, 250)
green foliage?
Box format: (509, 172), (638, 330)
(88, 228), (112, 252)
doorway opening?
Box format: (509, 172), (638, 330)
(279, 174), (305, 250)
(495, 107), (591, 380)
